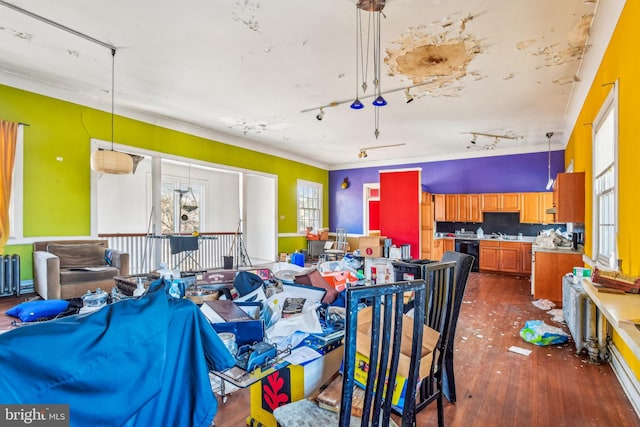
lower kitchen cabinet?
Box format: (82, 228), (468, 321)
(521, 242), (533, 274)
(479, 240), (500, 271)
(532, 250), (583, 302)
(499, 242), (521, 273)
(480, 240), (530, 274)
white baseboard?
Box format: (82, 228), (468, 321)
(609, 343), (640, 418)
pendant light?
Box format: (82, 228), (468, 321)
(545, 132), (554, 190)
(90, 49), (133, 174)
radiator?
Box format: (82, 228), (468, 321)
(0, 254), (21, 297)
(562, 274), (608, 363)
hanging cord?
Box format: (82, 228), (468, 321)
(110, 48), (116, 151)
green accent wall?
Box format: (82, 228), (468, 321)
(1, 84), (327, 275)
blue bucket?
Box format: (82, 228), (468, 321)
(291, 252), (305, 267)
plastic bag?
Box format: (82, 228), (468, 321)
(519, 320), (569, 346)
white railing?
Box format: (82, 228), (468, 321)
(99, 232), (248, 274)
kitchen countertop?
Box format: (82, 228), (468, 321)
(532, 244), (584, 254)
(434, 234), (537, 243)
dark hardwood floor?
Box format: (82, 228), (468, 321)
(2, 273), (639, 426)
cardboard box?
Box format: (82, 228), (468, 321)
(359, 236), (388, 258)
(353, 306), (439, 411)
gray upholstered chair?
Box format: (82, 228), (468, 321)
(440, 250), (475, 403)
(32, 240), (129, 300)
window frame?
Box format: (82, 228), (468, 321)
(592, 82), (619, 269)
(297, 179), (323, 234)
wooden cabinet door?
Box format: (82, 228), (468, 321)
(434, 194), (446, 222)
(432, 239), (444, 261)
(520, 192), (542, 223)
(469, 194), (482, 222)
(521, 243), (533, 274)
(445, 194), (458, 222)
(479, 241), (500, 271)
(443, 238), (455, 253)
(554, 172), (585, 223)
(457, 194), (469, 222)
(502, 193), (521, 211)
(542, 192), (554, 224)
(533, 251), (583, 302)
(482, 193), (500, 212)
(500, 242), (521, 273)
(421, 230), (433, 259)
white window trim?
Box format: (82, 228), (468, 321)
(297, 179), (323, 235)
(8, 124), (24, 240)
(592, 81), (619, 270)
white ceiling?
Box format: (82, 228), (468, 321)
(0, 0), (623, 170)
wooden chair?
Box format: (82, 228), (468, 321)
(413, 260), (457, 427)
(273, 280), (428, 427)
(440, 251), (475, 403)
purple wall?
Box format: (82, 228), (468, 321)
(329, 150), (565, 234)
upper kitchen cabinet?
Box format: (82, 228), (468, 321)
(551, 172), (585, 223)
(445, 194), (458, 222)
(468, 194), (482, 222)
(520, 192), (554, 224)
(481, 193), (520, 212)
(434, 194), (446, 222)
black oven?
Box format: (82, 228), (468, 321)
(454, 239), (480, 272)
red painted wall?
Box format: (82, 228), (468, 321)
(379, 170), (421, 259)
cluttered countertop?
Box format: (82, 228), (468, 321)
(435, 229), (583, 253)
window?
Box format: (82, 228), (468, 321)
(297, 180), (322, 234)
(8, 125), (24, 239)
(161, 177), (205, 234)
(592, 84), (618, 269)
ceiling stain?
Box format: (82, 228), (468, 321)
(67, 49), (80, 58)
(232, 1), (261, 33)
(553, 75), (580, 85)
(386, 15), (481, 97)
(517, 12), (595, 68)
(503, 72), (515, 80)
(12, 29), (35, 41)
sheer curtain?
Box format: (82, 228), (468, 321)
(0, 120), (18, 254)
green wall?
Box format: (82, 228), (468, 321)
(1, 84), (326, 277)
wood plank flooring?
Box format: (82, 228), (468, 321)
(2, 272), (639, 426)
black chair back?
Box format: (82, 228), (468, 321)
(440, 251), (475, 403)
(340, 280), (428, 427)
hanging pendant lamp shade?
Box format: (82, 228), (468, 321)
(91, 48), (133, 174)
(91, 150), (133, 174)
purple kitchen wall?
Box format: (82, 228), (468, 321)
(329, 150), (565, 234)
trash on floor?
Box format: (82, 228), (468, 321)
(508, 346), (532, 356)
(547, 308), (565, 324)
(532, 299), (556, 311)
(519, 319), (569, 346)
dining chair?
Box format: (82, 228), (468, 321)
(413, 260), (457, 427)
(440, 251), (475, 403)
(272, 279), (428, 427)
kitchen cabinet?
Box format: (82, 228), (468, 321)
(551, 172), (585, 223)
(433, 238), (454, 261)
(481, 193), (521, 212)
(521, 242), (533, 275)
(499, 242), (521, 273)
(469, 194), (482, 222)
(445, 194), (458, 222)
(434, 194), (446, 222)
(421, 192), (435, 259)
(480, 240), (530, 274)
(457, 194), (470, 222)
(520, 192), (554, 224)
(443, 238), (454, 253)
(479, 240), (500, 271)
(532, 250), (583, 302)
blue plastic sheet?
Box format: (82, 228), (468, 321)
(0, 280), (235, 426)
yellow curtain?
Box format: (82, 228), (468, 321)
(0, 120), (18, 255)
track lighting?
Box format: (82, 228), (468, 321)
(358, 149), (368, 158)
(316, 108), (325, 121)
(403, 88), (414, 104)
(470, 133), (477, 144)
(372, 95), (387, 107)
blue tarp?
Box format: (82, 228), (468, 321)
(0, 280), (235, 426)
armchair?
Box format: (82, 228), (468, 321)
(33, 240), (129, 300)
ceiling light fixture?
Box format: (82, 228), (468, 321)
(462, 131), (522, 148)
(352, 0), (387, 138)
(90, 49), (133, 174)
(545, 132), (554, 190)
(316, 108), (325, 121)
(470, 133), (477, 144)
(358, 143), (405, 159)
(403, 88), (414, 104)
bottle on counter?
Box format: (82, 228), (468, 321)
(477, 227), (484, 238)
